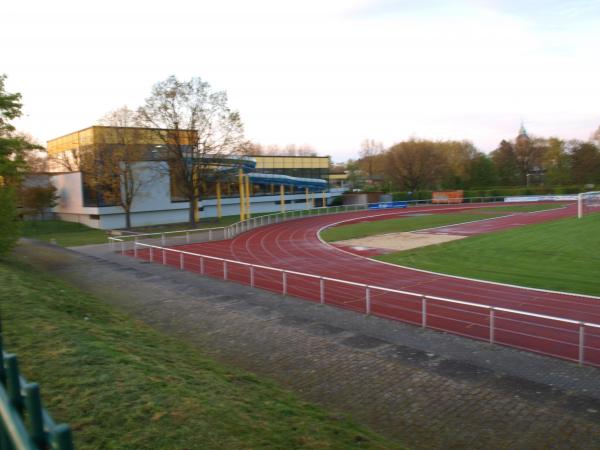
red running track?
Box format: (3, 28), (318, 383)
(132, 202), (600, 366)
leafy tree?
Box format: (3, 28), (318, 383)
(345, 159), (364, 190)
(491, 140), (520, 185)
(385, 140), (446, 191)
(19, 184), (58, 219)
(0, 74), (37, 255)
(568, 140), (600, 185)
(438, 141), (477, 188)
(467, 153), (497, 188)
(540, 138), (571, 186)
(137, 76), (245, 225)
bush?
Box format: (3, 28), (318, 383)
(0, 188), (21, 256)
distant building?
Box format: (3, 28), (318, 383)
(47, 126), (334, 229)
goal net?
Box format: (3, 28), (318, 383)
(578, 191), (600, 218)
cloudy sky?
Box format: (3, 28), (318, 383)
(4, 0), (600, 161)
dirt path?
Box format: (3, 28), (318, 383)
(14, 239), (600, 450)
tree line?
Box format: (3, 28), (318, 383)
(353, 132), (600, 192)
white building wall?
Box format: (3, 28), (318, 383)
(51, 162), (338, 230)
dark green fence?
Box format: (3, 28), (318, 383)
(1, 332), (74, 450)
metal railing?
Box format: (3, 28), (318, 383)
(108, 196), (511, 251)
(1, 344), (74, 450)
(127, 241), (600, 368)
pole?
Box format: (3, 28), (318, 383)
(578, 193), (583, 219)
(239, 169), (245, 221)
(245, 175), (251, 219)
(305, 187), (309, 209)
(322, 191), (326, 208)
(216, 181), (222, 219)
(280, 184), (285, 213)
(579, 323), (585, 365)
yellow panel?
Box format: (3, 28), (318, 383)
(48, 126), (198, 155)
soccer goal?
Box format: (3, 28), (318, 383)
(577, 191), (600, 218)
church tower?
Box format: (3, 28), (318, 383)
(516, 122), (530, 146)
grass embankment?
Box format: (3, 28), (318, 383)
(0, 259), (402, 449)
(376, 213), (600, 297)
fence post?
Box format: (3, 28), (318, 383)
(282, 271), (287, 296)
(209, 229), (213, 241)
(161, 233), (166, 246)
(24, 383), (45, 446)
(134, 238), (138, 258)
(180, 253), (184, 270)
(320, 277), (325, 304)
(421, 296), (427, 328)
(489, 308), (495, 344)
(250, 265), (255, 287)
(365, 286), (371, 315)
(120, 241), (125, 256)
(149, 246), (154, 262)
(5, 354), (23, 413)
(186, 231), (190, 243)
(200, 256), (204, 275)
(223, 261), (228, 280)
(579, 323), (585, 366)
(53, 423), (75, 450)
(162, 248), (167, 265)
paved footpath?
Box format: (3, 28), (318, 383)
(16, 240), (600, 450)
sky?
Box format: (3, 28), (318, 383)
(4, 0), (600, 162)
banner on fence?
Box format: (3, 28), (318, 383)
(368, 201), (408, 209)
(432, 190), (463, 204)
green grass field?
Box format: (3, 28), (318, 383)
(320, 213), (502, 242)
(0, 258), (401, 450)
(320, 204), (567, 243)
(22, 220), (109, 247)
(376, 213), (600, 297)
(467, 203), (565, 213)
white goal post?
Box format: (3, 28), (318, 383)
(578, 191), (600, 218)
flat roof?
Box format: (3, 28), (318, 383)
(47, 125), (198, 143)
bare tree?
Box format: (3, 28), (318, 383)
(137, 76), (245, 225)
(81, 106), (160, 228)
(359, 139), (385, 179)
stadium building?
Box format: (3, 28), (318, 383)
(47, 126), (338, 229)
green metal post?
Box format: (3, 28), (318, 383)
(24, 384), (44, 447)
(4, 355), (22, 414)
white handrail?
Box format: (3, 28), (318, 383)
(108, 195), (514, 245)
(132, 241), (600, 330)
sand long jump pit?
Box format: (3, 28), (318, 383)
(333, 232), (467, 256)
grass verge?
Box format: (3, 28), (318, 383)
(22, 220), (108, 247)
(376, 213), (600, 297)
(0, 258), (402, 449)
(469, 203), (566, 213)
